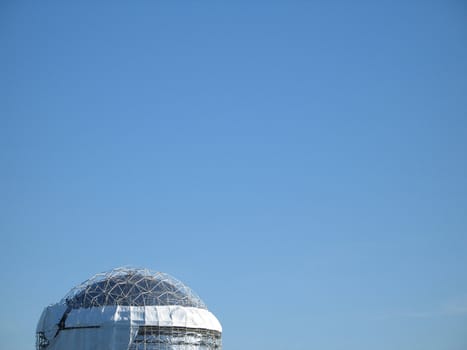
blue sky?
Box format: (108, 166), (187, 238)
(1, 0), (467, 349)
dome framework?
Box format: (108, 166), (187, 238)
(63, 267), (207, 309)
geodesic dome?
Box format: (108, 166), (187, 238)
(36, 267), (222, 350)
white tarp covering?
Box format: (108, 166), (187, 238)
(64, 305), (222, 331)
(37, 304), (221, 350)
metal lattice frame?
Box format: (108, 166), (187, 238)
(63, 267), (207, 309)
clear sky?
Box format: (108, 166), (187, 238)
(1, 0), (467, 349)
